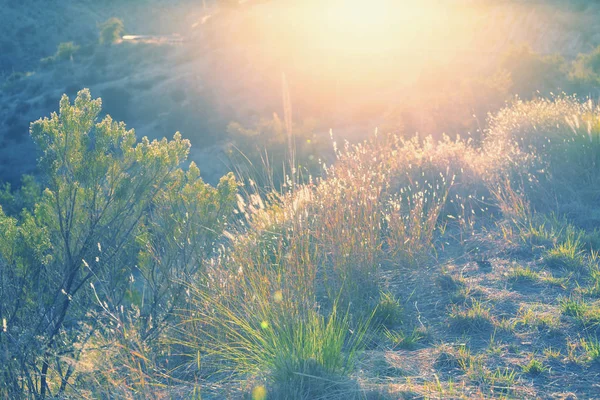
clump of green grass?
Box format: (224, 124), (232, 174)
(384, 327), (426, 350)
(560, 296), (588, 319)
(518, 221), (555, 251)
(521, 357), (547, 376)
(507, 265), (540, 286)
(480, 367), (519, 395)
(372, 291), (403, 328)
(515, 305), (561, 332)
(449, 300), (495, 333)
(540, 273), (568, 289)
(545, 233), (587, 271)
(580, 337), (600, 363)
(183, 294), (370, 400)
(586, 265), (600, 296)
(453, 345), (481, 373)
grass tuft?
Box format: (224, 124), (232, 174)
(521, 358), (547, 376)
(449, 300), (495, 333)
(373, 291), (403, 328)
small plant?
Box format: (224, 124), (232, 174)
(507, 265), (540, 286)
(560, 296), (588, 319)
(543, 347), (562, 359)
(449, 300), (495, 333)
(373, 291), (403, 328)
(99, 17), (125, 45)
(482, 367), (518, 395)
(384, 327), (426, 350)
(39, 42), (80, 67)
(545, 232), (586, 271)
(580, 337), (600, 363)
(521, 357), (547, 376)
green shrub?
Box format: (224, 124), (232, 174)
(0, 89), (237, 398)
(99, 17), (125, 45)
(55, 41), (80, 61)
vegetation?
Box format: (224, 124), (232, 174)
(2, 84), (600, 397)
(4, 1), (600, 399)
(98, 18), (125, 45)
(0, 90), (237, 398)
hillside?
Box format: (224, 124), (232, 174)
(2, 1), (600, 399)
(3, 0), (600, 186)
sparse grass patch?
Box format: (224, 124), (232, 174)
(434, 345), (463, 371)
(436, 272), (466, 293)
(580, 337), (600, 363)
(437, 272), (472, 304)
(521, 357), (547, 376)
(586, 266), (600, 297)
(545, 235), (587, 271)
(515, 304), (561, 332)
(519, 221), (555, 251)
(543, 347), (562, 360)
(540, 273), (569, 289)
(582, 229), (600, 252)
(560, 296), (600, 331)
(467, 363), (519, 396)
(560, 296), (588, 319)
(384, 327), (427, 350)
(449, 300), (495, 333)
(373, 291), (403, 328)
(507, 265), (540, 286)
(371, 355), (408, 378)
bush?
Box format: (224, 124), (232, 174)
(500, 44), (569, 97)
(0, 89), (237, 398)
(55, 41), (80, 61)
(39, 42), (80, 67)
(99, 17), (125, 45)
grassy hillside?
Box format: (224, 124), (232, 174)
(2, 89), (600, 399)
(3, 1), (600, 399)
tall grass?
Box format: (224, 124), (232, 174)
(179, 287), (370, 399)
(167, 133), (484, 396)
(485, 96), (600, 228)
(18, 93), (600, 397)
